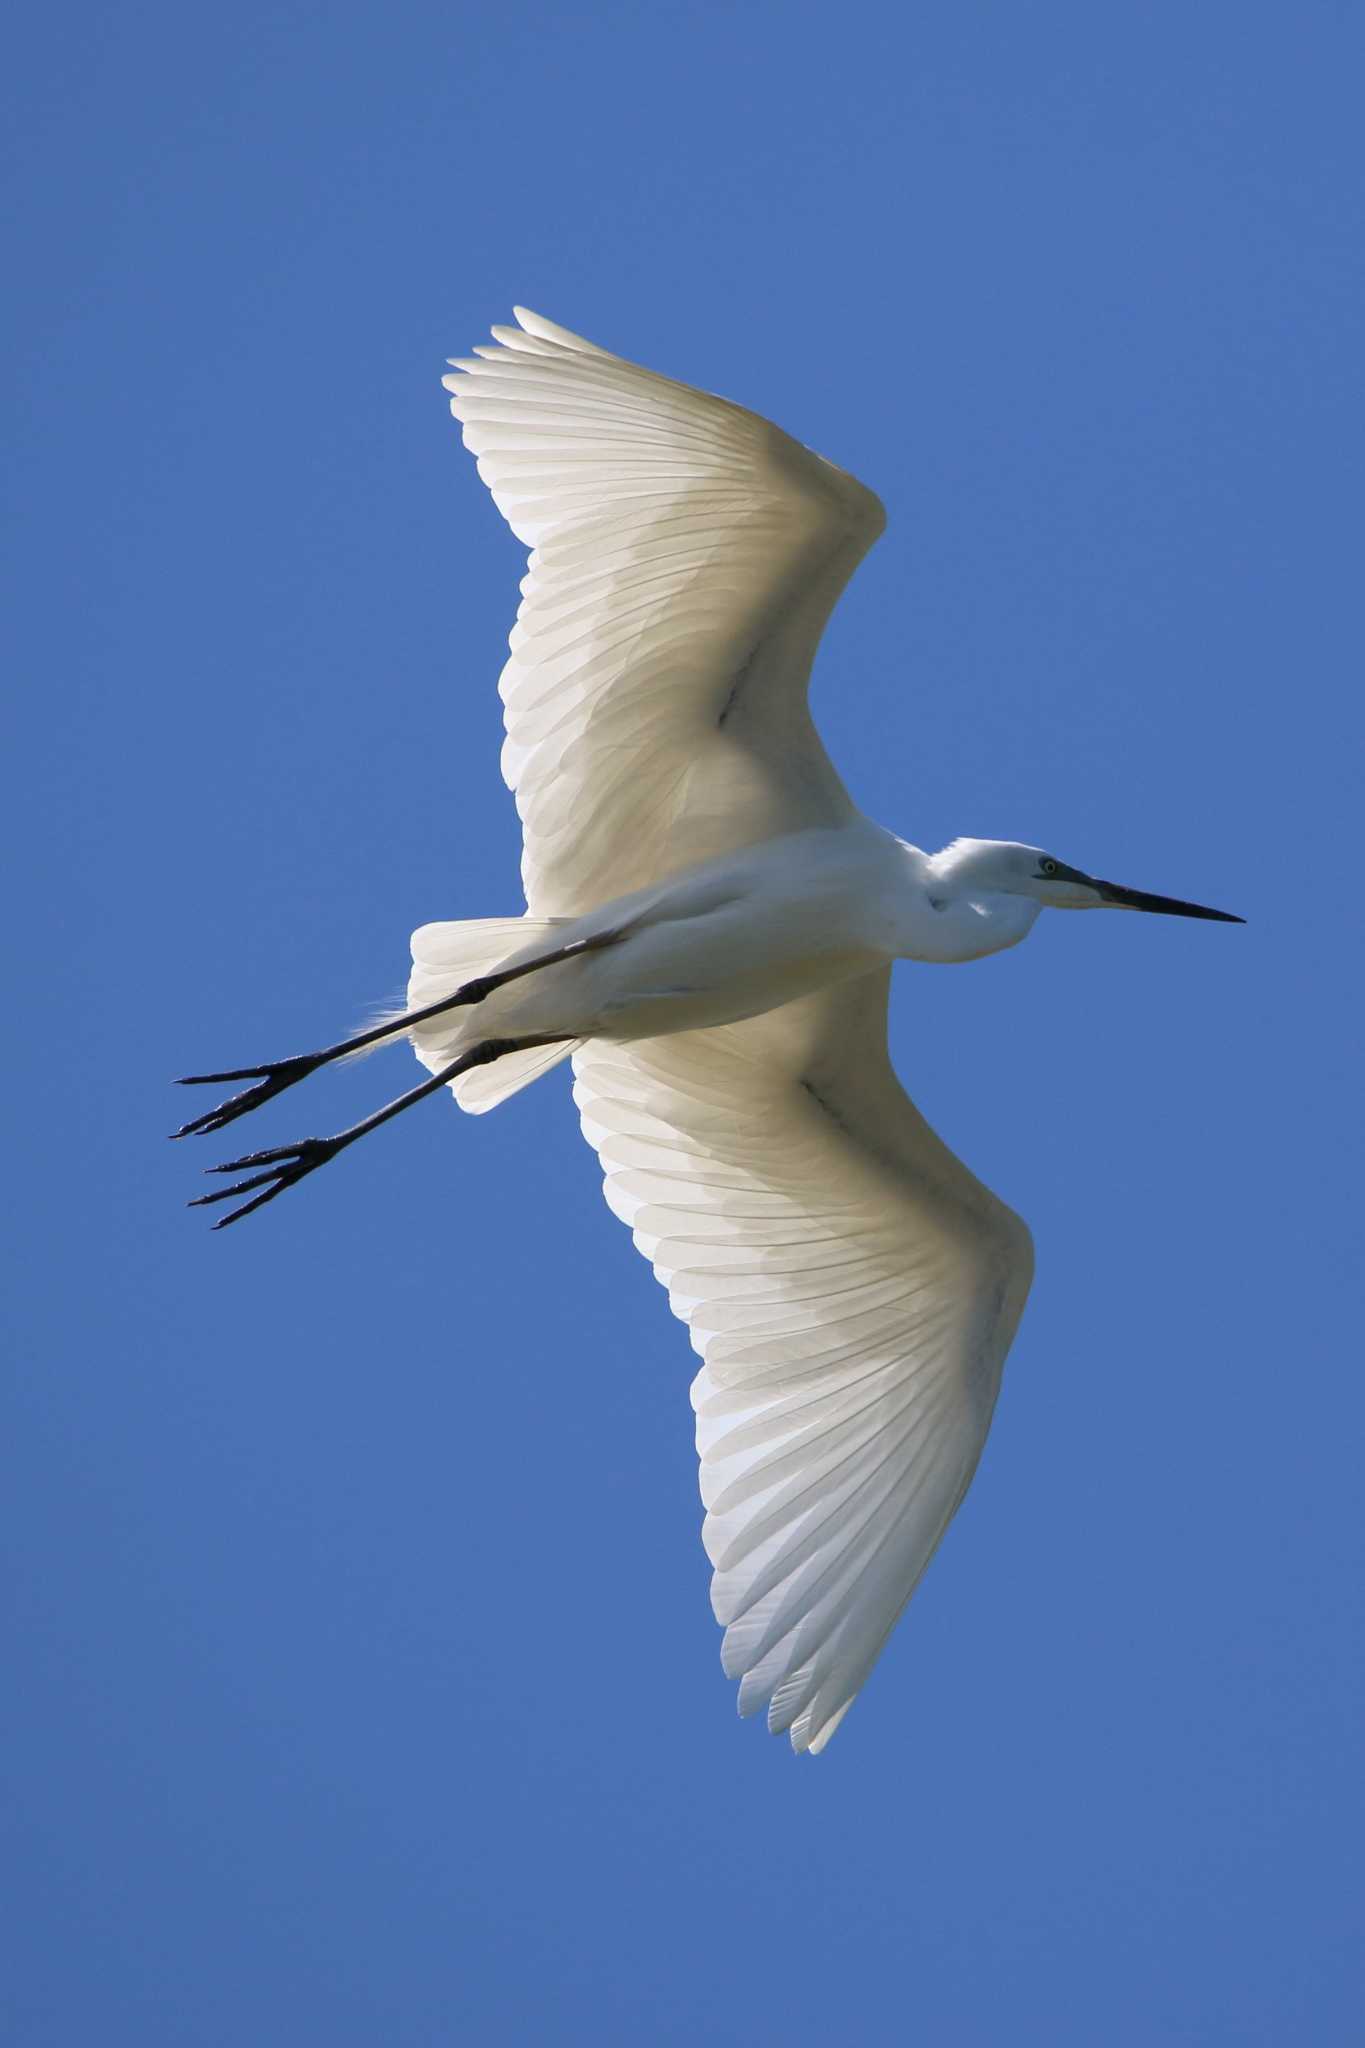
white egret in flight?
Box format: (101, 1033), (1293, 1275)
(176, 309), (1241, 1753)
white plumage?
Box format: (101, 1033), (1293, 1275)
(573, 980), (1030, 1754)
(439, 310), (1028, 1751)
(444, 305), (883, 916)
(181, 305), (1239, 1752)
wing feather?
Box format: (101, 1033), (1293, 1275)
(446, 308), (885, 914)
(572, 971), (1032, 1753)
(446, 313), (1030, 1752)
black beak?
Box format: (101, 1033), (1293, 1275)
(1093, 879), (1245, 923)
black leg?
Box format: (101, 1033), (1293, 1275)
(172, 1052), (333, 1140)
(172, 923), (624, 1140)
(191, 1034), (572, 1228)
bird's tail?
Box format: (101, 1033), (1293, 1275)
(405, 917), (582, 1113)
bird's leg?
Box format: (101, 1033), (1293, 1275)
(191, 1033), (573, 1229)
(172, 924), (626, 1139)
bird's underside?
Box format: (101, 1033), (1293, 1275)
(178, 307), (1035, 1752)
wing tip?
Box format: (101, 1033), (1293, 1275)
(511, 305), (611, 357)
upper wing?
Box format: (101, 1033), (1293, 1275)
(572, 970), (1033, 1753)
(445, 308), (886, 916)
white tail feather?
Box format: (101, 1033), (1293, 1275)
(406, 917), (581, 1113)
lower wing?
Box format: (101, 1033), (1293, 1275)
(571, 968), (1033, 1752)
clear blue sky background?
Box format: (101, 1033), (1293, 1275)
(5, 4), (1362, 2042)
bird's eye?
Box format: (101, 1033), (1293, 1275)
(1039, 858), (1058, 876)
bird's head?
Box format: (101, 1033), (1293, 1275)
(932, 839), (1244, 922)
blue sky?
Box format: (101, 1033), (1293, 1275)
(5, 3), (1362, 2041)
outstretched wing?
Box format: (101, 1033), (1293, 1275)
(572, 970), (1033, 1753)
(445, 308), (885, 916)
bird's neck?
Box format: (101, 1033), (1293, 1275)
(893, 844), (1042, 964)
(936, 889), (1041, 962)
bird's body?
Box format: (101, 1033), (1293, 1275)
(178, 307), (1240, 1754)
(407, 825), (1037, 1073)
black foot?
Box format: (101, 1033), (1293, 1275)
(190, 1136), (340, 1228)
(172, 1054), (321, 1140)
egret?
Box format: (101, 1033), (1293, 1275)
(176, 308), (1241, 1753)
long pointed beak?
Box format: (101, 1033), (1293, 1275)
(1093, 879), (1245, 923)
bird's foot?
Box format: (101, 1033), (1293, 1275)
(189, 1135), (340, 1228)
(171, 1054), (321, 1139)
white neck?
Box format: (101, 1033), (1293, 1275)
(891, 841), (1043, 964)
